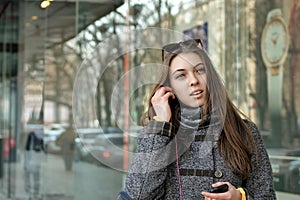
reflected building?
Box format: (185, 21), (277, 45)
(0, 0), (300, 199)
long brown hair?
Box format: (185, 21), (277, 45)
(143, 44), (257, 179)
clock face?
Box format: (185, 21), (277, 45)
(262, 19), (288, 66)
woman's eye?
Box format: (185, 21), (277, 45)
(196, 67), (205, 73)
(175, 74), (185, 79)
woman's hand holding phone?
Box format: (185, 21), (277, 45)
(201, 182), (242, 200)
(151, 86), (175, 122)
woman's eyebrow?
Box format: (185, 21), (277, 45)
(194, 63), (204, 68)
(171, 68), (185, 76)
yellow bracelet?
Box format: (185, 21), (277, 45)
(236, 188), (246, 200)
(153, 116), (164, 122)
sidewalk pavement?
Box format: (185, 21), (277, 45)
(1, 151), (299, 200)
(1, 152), (74, 200)
(276, 191), (300, 200)
(1, 151), (124, 200)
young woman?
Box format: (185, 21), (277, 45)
(118, 39), (276, 200)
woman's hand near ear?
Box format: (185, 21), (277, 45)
(151, 86), (175, 122)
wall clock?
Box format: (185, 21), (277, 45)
(261, 9), (289, 75)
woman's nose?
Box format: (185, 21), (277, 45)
(189, 74), (199, 86)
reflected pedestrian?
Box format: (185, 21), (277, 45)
(56, 126), (76, 171)
(24, 125), (45, 200)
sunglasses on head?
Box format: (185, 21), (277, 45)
(162, 39), (204, 61)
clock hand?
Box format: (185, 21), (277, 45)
(271, 32), (279, 45)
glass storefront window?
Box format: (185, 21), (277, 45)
(0, 0), (299, 199)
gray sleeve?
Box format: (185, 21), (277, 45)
(243, 121), (277, 200)
(124, 120), (176, 200)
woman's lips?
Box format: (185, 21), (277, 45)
(190, 90), (204, 98)
(190, 90), (203, 95)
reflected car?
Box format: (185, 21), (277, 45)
(88, 133), (125, 169)
(75, 128), (103, 162)
(75, 126), (143, 168)
(44, 123), (67, 154)
(102, 127), (123, 134)
(287, 160), (300, 193)
(267, 148), (300, 194)
(87, 126), (142, 169)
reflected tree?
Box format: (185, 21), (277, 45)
(73, 0), (180, 127)
(224, 0), (248, 111)
(44, 43), (80, 124)
(285, 0), (300, 146)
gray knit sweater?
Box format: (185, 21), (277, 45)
(121, 119), (276, 200)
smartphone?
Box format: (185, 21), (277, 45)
(209, 184), (228, 193)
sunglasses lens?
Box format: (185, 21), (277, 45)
(183, 39), (203, 48)
(162, 43), (179, 61)
(163, 43), (179, 52)
(162, 39), (203, 61)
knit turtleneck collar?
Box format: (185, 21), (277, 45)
(179, 106), (205, 129)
